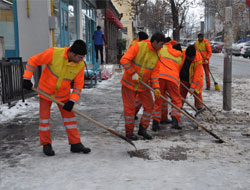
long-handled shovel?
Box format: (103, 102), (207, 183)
(164, 92), (195, 119)
(180, 81), (216, 117)
(32, 87), (137, 150)
(140, 81), (224, 143)
(181, 97), (205, 117)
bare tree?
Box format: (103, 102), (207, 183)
(113, 0), (201, 40)
(204, 0), (250, 41)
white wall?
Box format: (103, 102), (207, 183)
(17, 0), (51, 61)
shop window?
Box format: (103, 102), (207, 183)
(68, 0), (77, 45)
(53, 0), (61, 47)
(0, 0), (15, 54)
(122, 27), (128, 35)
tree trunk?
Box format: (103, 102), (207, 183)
(170, 0), (180, 41)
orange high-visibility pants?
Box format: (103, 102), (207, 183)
(39, 97), (81, 145)
(122, 85), (153, 135)
(135, 93), (142, 115)
(152, 79), (182, 123)
(203, 64), (210, 89)
(180, 80), (204, 110)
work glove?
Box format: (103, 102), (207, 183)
(188, 88), (195, 95)
(132, 73), (139, 80)
(63, 100), (75, 112)
(23, 79), (33, 90)
(154, 89), (161, 99)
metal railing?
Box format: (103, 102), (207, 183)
(0, 58), (41, 105)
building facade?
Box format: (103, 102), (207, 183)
(0, 0), (122, 64)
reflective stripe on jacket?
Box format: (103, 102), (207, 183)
(23, 47), (85, 102)
(120, 41), (160, 91)
(180, 50), (203, 94)
(195, 39), (212, 64)
(129, 38), (139, 49)
(158, 44), (183, 86)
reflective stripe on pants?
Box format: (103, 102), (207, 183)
(39, 97), (81, 145)
(122, 85), (153, 135)
(153, 79), (182, 122)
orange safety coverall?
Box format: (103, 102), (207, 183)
(23, 47), (85, 145)
(129, 38), (139, 49)
(120, 41), (160, 135)
(152, 44), (183, 123)
(195, 38), (212, 89)
(179, 50), (204, 109)
(170, 40), (178, 46)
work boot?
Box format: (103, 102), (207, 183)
(171, 116), (182, 130)
(152, 120), (160, 132)
(138, 124), (152, 140)
(126, 134), (139, 141)
(160, 119), (172, 124)
(71, 143), (91, 154)
(43, 144), (55, 156)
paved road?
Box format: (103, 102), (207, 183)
(210, 53), (250, 78)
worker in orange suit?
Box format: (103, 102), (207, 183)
(120, 32), (165, 141)
(129, 31), (149, 49)
(195, 33), (212, 90)
(152, 41), (183, 131)
(165, 37), (178, 46)
(128, 31), (149, 120)
(180, 45), (204, 112)
(22, 40), (91, 156)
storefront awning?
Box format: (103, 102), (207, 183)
(106, 9), (123, 29)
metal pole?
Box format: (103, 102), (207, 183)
(223, 0), (233, 111)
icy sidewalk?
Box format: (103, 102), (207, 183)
(1, 63), (250, 190)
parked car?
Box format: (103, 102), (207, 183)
(180, 38), (194, 47)
(232, 42), (247, 56)
(240, 42), (250, 58)
(186, 40), (197, 47)
(211, 41), (224, 53)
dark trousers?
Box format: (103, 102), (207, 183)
(94, 44), (104, 64)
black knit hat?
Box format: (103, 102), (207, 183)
(138, 31), (148, 41)
(69, 40), (87, 56)
(173, 43), (182, 52)
(186, 45), (196, 57)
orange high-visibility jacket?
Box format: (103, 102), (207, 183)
(129, 38), (139, 49)
(195, 39), (212, 64)
(158, 44), (183, 86)
(23, 47), (85, 102)
(120, 40), (160, 91)
(180, 50), (204, 94)
(170, 40), (178, 46)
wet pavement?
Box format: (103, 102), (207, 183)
(1, 63), (250, 163)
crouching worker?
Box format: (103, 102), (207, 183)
(23, 40), (91, 156)
(180, 45), (204, 111)
(120, 32), (165, 141)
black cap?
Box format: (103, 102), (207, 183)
(138, 31), (148, 41)
(69, 40), (87, 56)
(173, 44), (182, 52)
(198, 33), (204, 38)
(186, 45), (196, 57)
(165, 37), (172, 43)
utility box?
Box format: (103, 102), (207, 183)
(0, 36), (5, 60)
(49, 16), (56, 30)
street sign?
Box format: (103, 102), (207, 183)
(246, 0), (250, 8)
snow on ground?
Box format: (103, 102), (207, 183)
(1, 61), (250, 190)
